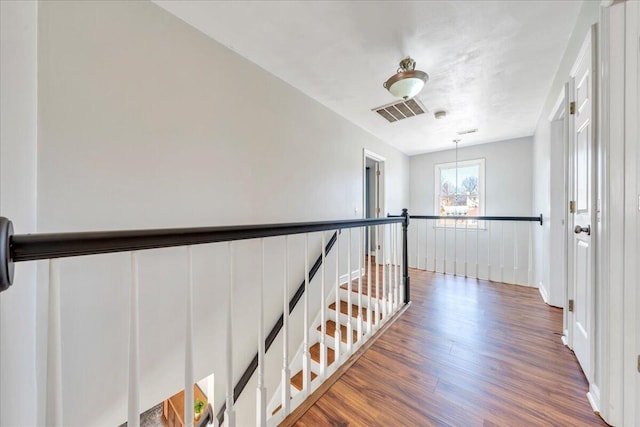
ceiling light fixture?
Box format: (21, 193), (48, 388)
(383, 57), (429, 100)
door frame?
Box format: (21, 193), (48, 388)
(549, 86), (570, 335)
(363, 149), (386, 260)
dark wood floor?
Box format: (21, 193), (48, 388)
(293, 268), (608, 427)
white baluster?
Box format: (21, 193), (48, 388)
(393, 223), (399, 310)
(128, 252), (140, 427)
(185, 246), (194, 427)
(425, 219), (429, 271)
(500, 222), (505, 283)
(346, 228), (353, 352)
(513, 222), (519, 285)
(207, 375), (218, 427)
(320, 233), (327, 375)
(433, 220), (438, 273)
(334, 231), (342, 360)
(281, 236), (290, 416)
(415, 219), (419, 269)
(357, 227), (363, 342)
(528, 223), (534, 286)
(46, 259), (63, 427)
(381, 224), (387, 319)
(390, 224), (395, 310)
(257, 240), (266, 427)
(225, 243), (235, 427)
(302, 234), (311, 394)
(399, 223), (406, 305)
(374, 225), (380, 328)
(487, 222), (492, 281)
(443, 221), (448, 274)
(475, 220), (479, 279)
(367, 226), (373, 335)
(464, 220), (468, 277)
(453, 217), (457, 275)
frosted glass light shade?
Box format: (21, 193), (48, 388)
(384, 70), (429, 100)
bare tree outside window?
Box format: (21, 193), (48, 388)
(434, 159), (485, 226)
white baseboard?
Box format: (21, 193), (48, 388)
(561, 334), (569, 346)
(538, 282), (549, 304)
(587, 384), (601, 415)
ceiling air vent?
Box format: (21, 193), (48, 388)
(372, 98), (426, 123)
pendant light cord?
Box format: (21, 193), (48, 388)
(455, 139), (459, 215)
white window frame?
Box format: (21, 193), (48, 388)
(434, 158), (486, 227)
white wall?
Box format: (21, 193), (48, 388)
(0, 2), (39, 426)
(408, 137), (534, 285)
(531, 0), (600, 308)
(36, 1), (408, 426)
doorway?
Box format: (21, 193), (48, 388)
(363, 149), (385, 259)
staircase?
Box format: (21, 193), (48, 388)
(269, 255), (390, 422)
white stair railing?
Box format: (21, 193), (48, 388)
(407, 214), (542, 286)
(0, 213), (409, 427)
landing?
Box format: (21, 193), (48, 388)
(293, 269), (608, 426)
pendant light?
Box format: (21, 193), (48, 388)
(383, 57), (429, 100)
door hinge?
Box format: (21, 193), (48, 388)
(376, 207), (381, 214)
(568, 299), (574, 312)
(376, 170), (381, 176)
(569, 101), (576, 115)
(569, 201), (576, 214)
(637, 355), (640, 373)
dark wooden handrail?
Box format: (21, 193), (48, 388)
(389, 213), (543, 225)
(0, 215), (405, 292)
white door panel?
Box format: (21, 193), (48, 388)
(569, 27), (596, 383)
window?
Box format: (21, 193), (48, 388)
(434, 158), (485, 226)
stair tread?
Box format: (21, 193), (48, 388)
(291, 369), (318, 391)
(328, 300), (380, 323)
(317, 320), (358, 344)
(310, 342), (335, 366)
(341, 278), (381, 298)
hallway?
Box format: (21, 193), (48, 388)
(293, 269), (608, 426)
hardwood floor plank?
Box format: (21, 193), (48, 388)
(292, 269), (608, 427)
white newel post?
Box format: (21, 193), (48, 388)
(225, 243), (235, 427)
(257, 240), (266, 427)
(185, 246), (195, 427)
(128, 252), (141, 427)
(46, 259), (63, 427)
(281, 236), (290, 416)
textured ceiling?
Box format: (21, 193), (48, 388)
(154, 0), (582, 155)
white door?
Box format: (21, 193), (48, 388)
(569, 27), (596, 382)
